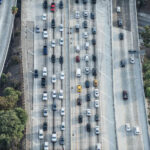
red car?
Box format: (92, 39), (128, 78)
(76, 56), (80, 63)
(50, 2), (55, 12)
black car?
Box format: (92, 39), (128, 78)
(86, 93), (91, 101)
(52, 103), (57, 111)
(117, 19), (123, 27)
(86, 123), (91, 132)
(92, 68), (97, 76)
(120, 60), (126, 67)
(75, 0), (79, 3)
(77, 98), (81, 105)
(59, 136), (64, 145)
(43, 122), (47, 131)
(123, 90), (128, 100)
(51, 19), (55, 28)
(43, 0), (48, 9)
(90, 12), (95, 20)
(59, 1), (63, 9)
(85, 80), (90, 88)
(59, 56), (63, 64)
(92, 27), (96, 34)
(83, 21), (88, 28)
(41, 77), (46, 87)
(34, 69), (38, 78)
(92, 55), (96, 62)
(51, 54), (55, 63)
(91, 0), (96, 4)
(78, 115), (83, 123)
(43, 45), (47, 55)
(83, 0), (87, 4)
(119, 33), (124, 40)
(95, 114), (99, 122)
(75, 24), (80, 32)
(92, 39), (96, 45)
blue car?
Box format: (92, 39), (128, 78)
(0, 0), (2, 4)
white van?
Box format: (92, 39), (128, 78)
(76, 68), (81, 77)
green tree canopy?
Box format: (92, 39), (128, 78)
(141, 26), (150, 48)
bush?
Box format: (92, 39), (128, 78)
(145, 87), (150, 98)
(11, 55), (20, 65)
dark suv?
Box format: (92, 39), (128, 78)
(120, 60), (126, 67)
(77, 98), (81, 105)
(51, 19), (55, 28)
(41, 77), (46, 87)
(91, 0), (96, 4)
(86, 123), (91, 132)
(34, 69), (38, 78)
(43, 0), (48, 9)
(85, 80), (90, 88)
(83, 21), (88, 28)
(43, 122), (47, 131)
(119, 33), (124, 40)
(86, 93), (91, 101)
(78, 114), (83, 123)
(123, 90), (128, 100)
(117, 19), (123, 27)
(51, 54), (56, 63)
(43, 45), (47, 55)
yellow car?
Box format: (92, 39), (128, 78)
(93, 79), (98, 87)
(77, 85), (82, 93)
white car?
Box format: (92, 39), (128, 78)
(59, 90), (63, 99)
(42, 13), (47, 21)
(51, 74), (56, 83)
(43, 67), (47, 76)
(43, 107), (48, 117)
(130, 55), (135, 64)
(39, 129), (43, 140)
(59, 38), (64, 46)
(86, 109), (91, 116)
(85, 42), (89, 50)
(134, 126), (140, 135)
(43, 30), (48, 38)
(60, 72), (65, 80)
(85, 55), (89, 62)
(95, 126), (100, 135)
(94, 100), (99, 108)
(60, 108), (65, 116)
(75, 45), (80, 53)
(43, 91), (48, 101)
(44, 142), (48, 150)
(51, 40), (56, 48)
(94, 89), (99, 98)
(60, 122), (65, 131)
(117, 6), (121, 13)
(75, 11), (80, 19)
(83, 32), (88, 39)
(59, 24), (64, 32)
(52, 90), (57, 98)
(51, 133), (57, 143)
(125, 123), (131, 132)
(85, 67), (90, 75)
(96, 143), (101, 150)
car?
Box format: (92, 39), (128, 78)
(134, 126), (140, 135)
(41, 77), (46, 87)
(85, 80), (90, 88)
(59, 1), (63, 9)
(51, 132), (57, 143)
(43, 67), (47, 76)
(83, 32), (88, 39)
(43, 0), (48, 9)
(75, 24), (80, 32)
(0, 0), (2, 4)
(75, 45), (80, 52)
(43, 122), (47, 131)
(76, 55), (80, 63)
(59, 56), (63, 64)
(75, 11), (80, 19)
(60, 72), (65, 80)
(42, 13), (47, 21)
(34, 69), (38, 78)
(51, 40), (56, 48)
(83, 10), (89, 18)
(95, 114), (99, 122)
(123, 90), (128, 100)
(52, 90), (57, 98)
(92, 27), (96, 34)
(86, 109), (91, 116)
(59, 90), (63, 99)
(119, 33), (124, 40)
(51, 74), (56, 83)
(117, 19), (123, 27)
(120, 60), (126, 67)
(117, 6), (121, 13)
(77, 85), (82, 93)
(125, 123), (131, 132)
(77, 98), (82, 105)
(76, 68), (81, 77)
(86, 93), (91, 101)
(91, 0), (97, 4)
(43, 107), (48, 117)
(84, 55), (89, 62)
(43, 91), (48, 101)
(60, 122), (65, 131)
(75, 0), (79, 3)
(130, 55), (135, 64)
(50, 2), (55, 12)
(43, 45), (47, 55)
(51, 19), (55, 28)
(78, 114), (83, 123)
(91, 12), (95, 19)
(83, 21), (88, 28)
(85, 42), (89, 50)
(44, 142), (48, 150)
(83, 0), (87, 4)
(59, 136), (64, 145)
(60, 107), (65, 116)
(52, 103), (57, 111)
(96, 143), (101, 150)
(92, 39), (96, 45)
(95, 126), (100, 135)
(59, 38), (64, 46)
(86, 123), (91, 132)
(51, 54), (55, 63)
(92, 55), (96, 62)
(94, 100), (99, 108)
(43, 29), (48, 38)
(94, 89), (99, 98)
(93, 79), (98, 87)
(59, 24), (64, 32)
(85, 67), (90, 75)
(35, 25), (40, 33)
(39, 129), (44, 139)
(92, 68), (97, 76)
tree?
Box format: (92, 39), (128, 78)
(0, 73), (8, 87)
(11, 6), (18, 15)
(146, 87), (150, 98)
(141, 26), (150, 48)
(144, 70), (150, 80)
